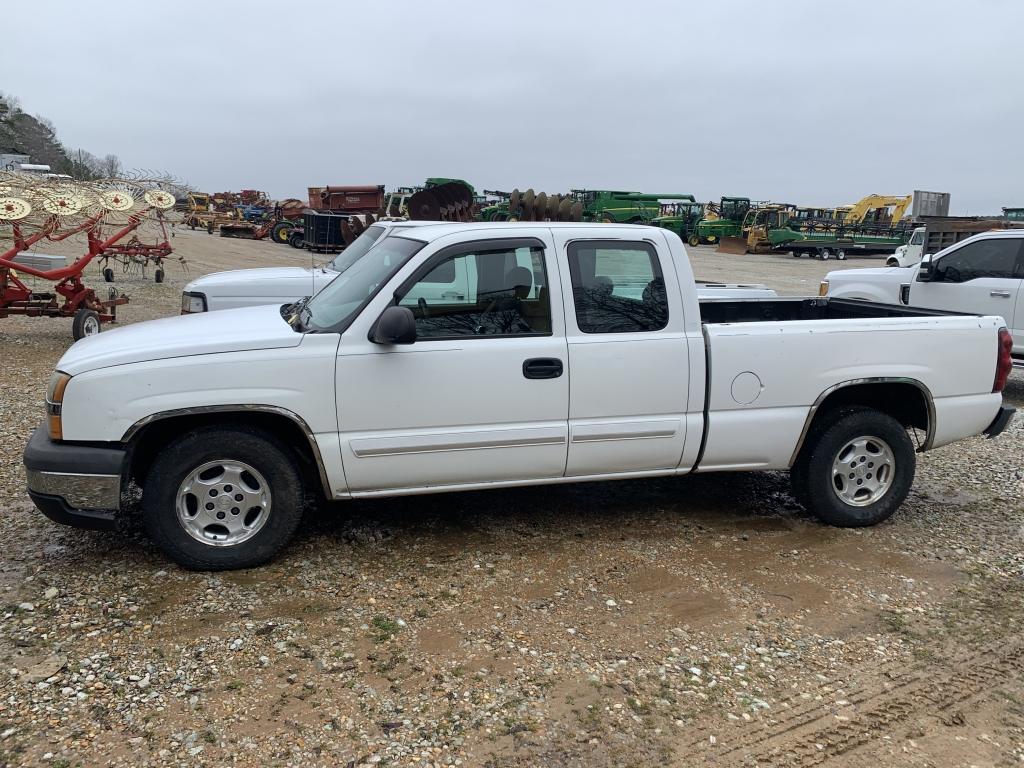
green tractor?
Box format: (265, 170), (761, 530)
(693, 196), (754, 247)
(650, 201), (706, 243)
(569, 190), (696, 223)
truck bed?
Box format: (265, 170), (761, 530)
(698, 296), (955, 324)
(693, 295), (1003, 473)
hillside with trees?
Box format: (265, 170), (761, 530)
(0, 91), (121, 178)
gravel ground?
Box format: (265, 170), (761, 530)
(1, 230), (1022, 767)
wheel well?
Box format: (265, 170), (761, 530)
(795, 381), (932, 461)
(123, 411), (327, 509)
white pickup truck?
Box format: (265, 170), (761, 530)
(181, 220), (778, 314)
(25, 223), (1015, 570)
(823, 230), (1024, 359)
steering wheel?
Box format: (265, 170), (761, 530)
(417, 297), (430, 318)
(474, 299), (498, 334)
(476, 299), (532, 335)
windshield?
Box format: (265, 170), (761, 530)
(304, 235), (425, 332)
(326, 224), (386, 272)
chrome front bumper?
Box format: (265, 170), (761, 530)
(23, 425), (125, 530)
(25, 469), (121, 509)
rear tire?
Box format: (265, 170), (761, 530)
(791, 406), (915, 527)
(271, 222), (292, 244)
(141, 425), (305, 570)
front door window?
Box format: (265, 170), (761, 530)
(397, 245), (551, 337)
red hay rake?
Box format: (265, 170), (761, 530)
(0, 174), (181, 339)
(95, 212), (185, 283)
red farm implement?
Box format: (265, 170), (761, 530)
(0, 175), (180, 339)
(95, 213), (185, 283)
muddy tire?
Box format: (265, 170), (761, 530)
(141, 425), (304, 570)
(791, 406), (915, 527)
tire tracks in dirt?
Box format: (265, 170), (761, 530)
(684, 639), (1024, 765)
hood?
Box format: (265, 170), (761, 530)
(58, 304), (303, 375)
(184, 266), (332, 296)
(826, 266), (910, 281)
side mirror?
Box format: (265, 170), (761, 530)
(370, 305), (417, 345)
(917, 253), (934, 282)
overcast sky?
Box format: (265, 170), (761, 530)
(3, 0), (1021, 213)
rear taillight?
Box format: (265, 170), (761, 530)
(993, 327), (1013, 393)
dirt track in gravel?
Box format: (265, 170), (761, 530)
(1, 228), (1021, 767)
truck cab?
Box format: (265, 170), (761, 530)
(887, 226), (925, 267)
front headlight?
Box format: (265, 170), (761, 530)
(181, 291), (207, 314)
(45, 371), (71, 440)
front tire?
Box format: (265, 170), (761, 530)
(791, 406), (915, 527)
(141, 426), (304, 570)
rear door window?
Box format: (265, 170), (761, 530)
(567, 240), (669, 333)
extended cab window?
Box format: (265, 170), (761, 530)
(934, 239), (1022, 282)
(567, 240), (668, 333)
(397, 246), (550, 338)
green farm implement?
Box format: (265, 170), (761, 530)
(695, 196), (756, 247)
(768, 221), (912, 260)
(650, 201), (706, 243)
(570, 190), (696, 223)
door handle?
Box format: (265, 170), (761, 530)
(990, 290), (1012, 298)
(523, 358), (563, 379)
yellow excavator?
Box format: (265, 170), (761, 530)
(841, 194), (912, 226)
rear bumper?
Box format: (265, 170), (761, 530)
(984, 406), (1015, 439)
(23, 425), (124, 530)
